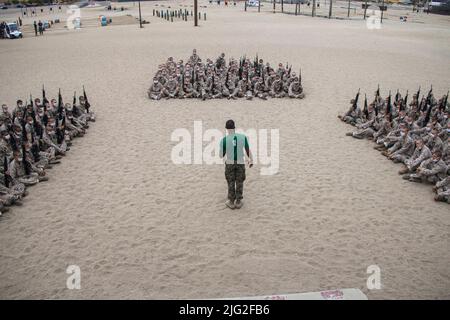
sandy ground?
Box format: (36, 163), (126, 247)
(0, 1), (449, 300)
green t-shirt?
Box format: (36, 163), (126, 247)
(220, 133), (249, 164)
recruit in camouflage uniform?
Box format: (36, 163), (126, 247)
(148, 50), (305, 101)
(0, 86), (95, 216)
(340, 85), (449, 203)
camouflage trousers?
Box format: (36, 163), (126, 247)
(352, 127), (375, 139)
(391, 153), (410, 164)
(0, 184), (23, 206)
(225, 164), (246, 202)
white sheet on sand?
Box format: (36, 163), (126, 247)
(222, 288), (368, 300)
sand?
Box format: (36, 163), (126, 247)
(0, 1), (449, 299)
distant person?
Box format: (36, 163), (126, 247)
(0, 22), (6, 39)
(38, 20), (43, 35)
(33, 21), (38, 36)
(219, 120), (253, 210)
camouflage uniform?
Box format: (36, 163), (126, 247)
(388, 133), (415, 164)
(182, 79), (199, 98)
(406, 157), (447, 184)
(435, 176), (450, 203)
(225, 164), (246, 202)
(164, 78), (180, 99)
(9, 158), (40, 186)
(253, 78), (268, 100)
(404, 144), (432, 172)
(148, 80), (164, 100)
(288, 80), (304, 99)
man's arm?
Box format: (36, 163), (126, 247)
(244, 137), (253, 167)
(219, 137), (226, 158)
(393, 139), (413, 156)
(421, 162), (446, 176)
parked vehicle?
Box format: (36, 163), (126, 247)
(1, 22), (23, 39)
(247, 0), (259, 6)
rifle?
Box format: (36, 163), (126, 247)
(42, 84), (48, 104)
(443, 90), (449, 111)
(420, 95), (428, 112)
(3, 157), (10, 188)
(22, 145), (31, 176)
(31, 143), (40, 163)
(402, 90), (408, 111)
(423, 103), (432, 126)
(57, 88), (63, 116)
(363, 94), (369, 119)
(83, 86), (91, 114)
(425, 85), (433, 107)
(386, 91), (392, 115)
(22, 111), (28, 142)
(55, 118), (64, 145)
(352, 88), (360, 111)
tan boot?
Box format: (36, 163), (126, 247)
(225, 200), (235, 209)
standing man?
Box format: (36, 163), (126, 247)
(38, 20), (43, 36)
(220, 120), (253, 210)
(33, 21), (38, 36)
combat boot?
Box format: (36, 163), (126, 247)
(225, 200), (235, 209)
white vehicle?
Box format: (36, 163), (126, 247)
(247, 0), (259, 7)
(5, 22), (22, 39)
